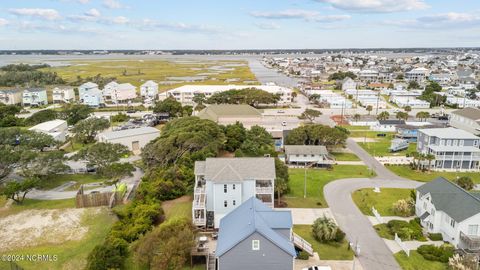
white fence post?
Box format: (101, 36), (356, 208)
(372, 206), (384, 224)
(394, 233), (410, 257)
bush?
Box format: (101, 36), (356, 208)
(386, 219), (425, 241)
(86, 237), (129, 270)
(456, 176), (475, 191)
(392, 198), (415, 217)
(312, 216), (338, 242)
(417, 244), (454, 263)
(297, 251), (309, 260)
(334, 228), (346, 242)
(428, 233), (443, 241)
(111, 113), (129, 123)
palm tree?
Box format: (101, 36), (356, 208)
(425, 154), (435, 171)
(404, 106), (412, 113)
(366, 105), (373, 115)
(312, 216), (338, 242)
(409, 151), (419, 170)
(377, 111), (390, 121)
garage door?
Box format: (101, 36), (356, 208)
(132, 141), (140, 151)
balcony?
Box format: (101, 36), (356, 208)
(193, 193), (206, 208)
(194, 186), (206, 194)
(256, 186), (273, 194)
(460, 232), (480, 250)
(193, 218), (206, 226)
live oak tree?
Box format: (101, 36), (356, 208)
(206, 88), (280, 107)
(72, 117), (110, 144)
(72, 142), (130, 170)
(285, 124), (348, 147)
(153, 97), (183, 117)
(299, 109), (322, 123)
(1, 178), (39, 204)
(98, 162), (135, 188)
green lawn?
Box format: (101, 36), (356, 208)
(352, 188), (413, 216)
(394, 251), (447, 270)
(10, 207), (117, 270)
(331, 152), (361, 161)
(387, 165), (480, 183)
(163, 196), (193, 221)
(374, 224), (394, 239)
(0, 198), (75, 218)
(349, 130), (394, 138)
(293, 225), (354, 260)
(284, 165), (375, 208)
(38, 174), (106, 190)
(342, 125), (370, 131)
(44, 59), (258, 91)
(357, 133), (417, 157)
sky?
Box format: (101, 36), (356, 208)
(0, 0), (479, 50)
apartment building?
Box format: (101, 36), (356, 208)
(417, 127), (480, 171)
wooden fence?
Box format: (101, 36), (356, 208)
(75, 186), (123, 208)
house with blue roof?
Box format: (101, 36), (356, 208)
(216, 197), (300, 270)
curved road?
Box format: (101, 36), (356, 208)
(323, 138), (422, 270)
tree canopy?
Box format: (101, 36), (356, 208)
(73, 142), (130, 169)
(72, 117), (110, 144)
(0, 64), (65, 87)
(285, 124), (349, 147)
(419, 81), (446, 107)
(328, 71), (356, 81)
(206, 88), (280, 107)
(153, 97), (183, 117)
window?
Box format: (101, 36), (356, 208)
(474, 140), (479, 147)
(224, 184), (227, 193)
(446, 140), (451, 146)
(232, 184), (236, 190)
(252, 240), (260, 250)
(233, 200), (236, 206)
(450, 219), (456, 228)
(224, 200), (228, 208)
(468, 225), (479, 236)
(453, 140), (458, 146)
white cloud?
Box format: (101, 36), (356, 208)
(78, 0), (90, 3)
(111, 16), (129, 24)
(9, 8), (61, 20)
(255, 22), (280, 30)
(85, 8), (101, 18)
(137, 19), (222, 34)
(314, 0), (429, 13)
(103, 0), (125, 9)
(250, 9), (350, 23)
(0, 18), (9, 27)
(386, 12), (480, 29)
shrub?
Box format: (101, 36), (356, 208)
(392, 198), (415, 217)
(417, 244), (454, 263)
(111, 113), (129, 123)
(456, 176), (475, 191)
(86, 237), (129, 270)
(297, 251), (309, 260)
(312, 216), (338, 242)
(386, 219), (425, 241)
(334, 228), (346, 242)
(428, 233), (443, 241)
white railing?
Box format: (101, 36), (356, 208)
(395, 233), (410, 257)
(292, 232), (314, 256)
(193, 218), (206, 226)
(194, 187), (206, 194)
(372, 206), (384, 224)
(256, 186), (273, 194)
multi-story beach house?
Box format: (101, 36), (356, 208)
(22, 88), (48, 106)
(417, 127), (480, 171)
(192, 157), (275, 229)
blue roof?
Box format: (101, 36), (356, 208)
(216, 197), (296, 257)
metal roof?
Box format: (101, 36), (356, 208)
(452, 107), (480, 121)
(419, 127), (479, 139)
(216, 197), (296, 257)
(99, 127), (160, 140)
(197, 104), (262, 122)
(417, 177), (480, 222)
(196, 157), (276, 182)
(28, 119), (66, 132)
(284, 145), (328, 155)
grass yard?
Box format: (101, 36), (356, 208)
(284, 165), (375, 208)
(162, 195), (193, 221)
(387, 165), (480, 183)
(38, 174), (106, 190)
(44, 59), (258, 91)
(349, 130), (394, 138)
(293, 225), (354, 260)
(331, 152), (361, 161)
(352, 188), (413, 216)
(10, 208), (117, 270)
(0, 198), (75, 218)
(342, 125), (370, 131)
(394, 251), (447, 270)
(357, 133), (417, 157)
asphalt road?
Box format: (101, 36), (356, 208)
(322, 138), (420, 270)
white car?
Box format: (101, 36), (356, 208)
(302, 266), (332, 270)
(281, 121), (287, 126)
(277, 110), (285, 113)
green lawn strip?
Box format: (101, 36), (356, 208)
(293, 225), (354, 260)
(284, 165), (375, 208)
(38, 174), (106, 190)
(349, 130), (395, 138)
(331, 152), (361, 161)
(342, 125), (371, 131)
(10, 208), (117, 270)
(163, 198), (193, 221)
(373, 220), (426, 241)
(374, 224), (394, 239)
(352, 188), (413, 216)
(387, 165), (480, 183)
(0, 198), (76, 218)
(357, 133), (417, 157)
(394, 251), (447, 270)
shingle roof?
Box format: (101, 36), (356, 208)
(284, 145), (328, 155)
(216, 197), (295, 257)
(197, 157), (275, 182)
(197, 104), (262, 122)
(417, 177), (480, 222)
(452, 107), (480, 122)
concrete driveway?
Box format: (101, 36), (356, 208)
(286, 208), (335, 225)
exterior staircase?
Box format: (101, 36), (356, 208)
(206, 252), (216, 270)
(292, 232), (314, 256)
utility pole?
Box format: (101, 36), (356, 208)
(375, 91), (380, 115)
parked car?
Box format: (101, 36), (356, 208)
(277, 110), (285, 113)
(281, 121), (287, 126)
(302, 266), (332, 270)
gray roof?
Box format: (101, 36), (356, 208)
(284, 145), (328, 155)
(99, 127), (160, 140)
(195, 157), (275, 182)
(417, 177), (480, 222)
(197, 104), (262, 122)
(419, 127), (479, 139)
(452, 107), (480, 122)
(216, 197), (295, 257)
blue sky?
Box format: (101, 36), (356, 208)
(0, 0), (479, 49)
